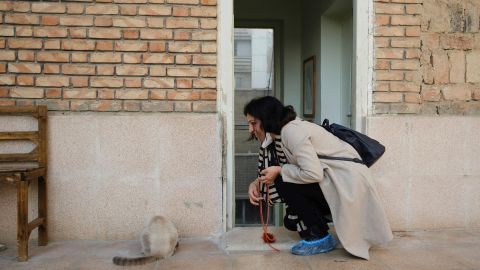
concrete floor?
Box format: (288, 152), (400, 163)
(1, 229), (479, 270)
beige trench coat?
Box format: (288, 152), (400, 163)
(280, 119), (393, 260)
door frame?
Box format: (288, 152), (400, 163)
(218, 0), (373, 232)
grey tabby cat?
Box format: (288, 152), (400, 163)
(113, 215), (179, 266)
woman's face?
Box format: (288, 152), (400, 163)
(246, 114), (266, 142)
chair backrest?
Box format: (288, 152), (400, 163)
(0, 106), (48, 168)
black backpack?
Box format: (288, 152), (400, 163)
(318, 119), (385, 167)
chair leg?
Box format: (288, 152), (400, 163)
(38, 176), (48, 246)
(17, 181), (29, 262)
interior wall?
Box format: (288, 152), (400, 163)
(234, 0), (302, 111)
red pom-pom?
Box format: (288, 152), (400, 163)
(262, 232), (276, 243)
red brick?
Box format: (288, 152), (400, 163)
(472, 87), (480, 101)
(64, 89), (97, 99)
(200, 90), (216, 100)
(174, 30), (192, 40)
(192, 101), (215, 112)
(200, 19), (216, 29)
(442, 85), (471, 101)
(0, 39), (4, 49)
(432, 50), (449, 84)
(36, 76), (69, 87)
(0, 64), (5, 73)
(12, 2), (30, 12)
(169, 42), (200, 53)
(113, 17), (146, 28)
(98, 89), (115, 99)
(391, 15), (420, 26)
(10, 87), (44, 99)
(375, 59), (390, 70)
(375, 26), (404, 37)
(150, 42), (166, 52)
(116, 90), (148, 100)
(0, 26), (14, 37)
(405, 4), (422, 15)
(200, 67), (216, 77)
(201, 0), (216, 5)
(193, 78), (215, 88)
(376, 48), (404, 59)
(144, 78), (174, 88)
(15, 100), (35, 107)
(0, 51), (15, 61)
(37, 52), (70, 62)
(34, 27), (68, 38)
(202, 43), (216, 53)
(41, 16), (59, 26)
(466, 51), (480, 83)
(420, 86), (441, 101)
(62, 64), (96, 75)
(5, 14), (39, 25)
(150, 66), (167, 76)
(43, 40), (60, 50)
(176, 55), (192, 64)
(46, 88), (62, 98)
(44, 64), (60, 74)
(91, 53), (122, 63)
(8, 39), (42, 49)
(375, 3), (405, 14)
(391, 37), (420, 48)
(173, 7), (189, 16)
(116, 65), (148, 76)
(165, 18), (198, 29)
(138, 6), (171, 16)
(69, 28), (87, 38)
(71, 53), (89, 63)
(167, 90), (200, 100)
(18, 51), (34, 61)
(373, 92), (403, 102)
(96, 41), (114, 51)
(376, 71), (404, 81)
(90, 77), (123, 88)
(140, 29), (173, 40)
(71, 76), (89, 87)
(8, 63), (41, 74)
(97, 65), (115, 75)
(141, 101), (173, 112)
(73, 100), (121, 112)
(32, 3), (66, 13)
(151, 90), (167, 100)
(147, 18), (165, 28)
(176, 78), (192, 88)
(120, 5), (137, 15)
(124, 30), (140, 39)
(193, 55), (216, 65)
(390, 82), (420, 92)
(86, 5), (119, 15)
(404, 93), (421, 103)
(375, 15), (390, 26)
(0, 100), (15, 106)
(440, 34), (474, 50)
(123, 100), (141, 111)
(17, 27), (34, 37)
(0, 75), (15, 85)
(0, 2), (13, 12)
(391, 59), (419, 70)
(123, 53), (142, 64)
(405, 26), (420, 37)
(89, 28), (121, 39)
(192, 30), (216, 41)
(67, 4), (84, 14)
(143, 53), (174, 64)
(190, 6), (216, 17)
(166, 67), (199, 77)
(115, 41), (148, 52)
(124, 77), (142, 88)
(17, 75), (34, 86)
(60, 16), (94, 26)
(95, 16), (113, 27)
(62, 40), (95, 51)
(166, 0), (199, 4)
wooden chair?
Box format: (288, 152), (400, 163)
(0, 106), (48, 261)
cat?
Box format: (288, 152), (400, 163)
(112, 215), (179, 266)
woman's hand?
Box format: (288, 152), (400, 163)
(259, 166), (281, 185)
(248, 180), (262, 206)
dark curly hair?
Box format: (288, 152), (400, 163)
(243, 96), (297, 136)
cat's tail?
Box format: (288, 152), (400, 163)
(112, 255), (159, 266)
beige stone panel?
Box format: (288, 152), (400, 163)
(464, 176), (480, 227)
(409, 176), (466, 229)
(372, 174), (409, 231)
(465, 117), (480, 175)
(367, 116), (409, 176)
(408, 117), (467, 176)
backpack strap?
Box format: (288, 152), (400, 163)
(317, 155), (365, 165)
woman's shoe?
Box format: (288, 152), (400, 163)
(291, 233), (337, 256)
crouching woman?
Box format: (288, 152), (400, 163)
(244, 96), (392, 259)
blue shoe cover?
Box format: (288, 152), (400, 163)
(291, 234), (337, 256)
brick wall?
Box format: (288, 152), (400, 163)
(374, 0), (480, 115)
(0, 0), (217, 112)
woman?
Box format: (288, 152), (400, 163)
(244, 96), (392, 259)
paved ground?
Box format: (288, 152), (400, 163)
(1, 229), (479, 270)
